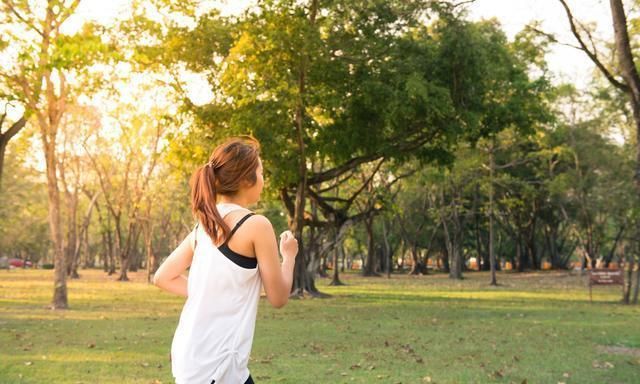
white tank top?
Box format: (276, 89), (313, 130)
(171, 203), (261, 384)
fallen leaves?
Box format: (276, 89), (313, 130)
(592, 360), (615, 369)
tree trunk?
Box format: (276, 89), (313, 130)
(632, 263), (640, 304)
(330, 243), (345, 286)
(362, 216), (379, 276)
(112, 215), (123, 277)
(545, 224), (562, 269)
(623, 255), (634, 304)
(143, 217), (157, 282)
(82, 222), (91, 268)
(291, 182), (309, 295)
(408, 244), (422, 275)
(127, 224), (142, 272)
(605, 225), (625, 267)
(609, 0), (640, 303)
(489, 144), (497, 285)
(449, 236), (462, 279)
(101, 231), (109, 272)
(108, 214), (119, 275)
(382, 219), (392, 278)
(44, 134), (67, 309)
(516, 235), (527, 272)
(472, 182), (484, 272)
(62, 172), (79, 279)
(442, 212), (462, 279)
(289, 0), (320, 297)
(118, 221), (139, 280)
(70, 190), (99, 275)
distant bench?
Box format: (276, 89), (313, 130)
(589, 269), (624, 302)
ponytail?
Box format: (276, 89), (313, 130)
(190, 164), (230, 245)
(190, 136), (261, 245)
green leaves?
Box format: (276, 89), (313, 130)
(52, 23), (118, 70)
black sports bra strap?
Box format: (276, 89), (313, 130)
(223, 213), (255, 245)
(193, 223), (199, 250)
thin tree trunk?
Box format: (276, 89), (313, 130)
(82, 222), (91, 268)
(71, 191), (99, 275)
(145, 224), (158, 283)
(110, 215), (121, 276)
(449, 204), (463, 279)
(61, 164), (79, 278)
(473, 182), (484, 272)
(341, 244), (345, 272)
(119, 221), (139, 280)
(623, 255), (634, 304)
(441, 207), (462, 279)
(382, 219), (391, 278)
(362, 216), (379, 276)
(127, 222), (142, 272)
(489, 143), (497, 285)
(605, 224), (625, 267)
(330, 243), (345, 286)
(291, 181), (308, 295)
(632, 262), (640, 304)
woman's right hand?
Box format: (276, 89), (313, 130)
(279, 230), (298, 261)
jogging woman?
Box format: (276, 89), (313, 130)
(153, 136), (298, 384)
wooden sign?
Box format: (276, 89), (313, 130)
(589, 269), (624, 302)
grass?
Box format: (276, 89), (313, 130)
(1, 269), (639, 384)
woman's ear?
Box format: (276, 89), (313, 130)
(240, 178), (255, 189)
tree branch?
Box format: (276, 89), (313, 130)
(53, 0), (82, 30)
(307, 152), (383, 185)
(0, 116), (26, 141)
(315, 169), (355, 193)
(610, 0), (640, 102)
(345, 157), (385, 206)
(2, 0), (44, 37)
(525, 25), (583, 50)
(557, 0), (629, 93)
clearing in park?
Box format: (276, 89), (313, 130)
(1, 269), (639, 383)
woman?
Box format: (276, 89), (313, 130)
(153, 136), (298, 384)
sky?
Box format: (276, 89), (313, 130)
(467, 0), (614, 88)
(64, 0), (616, 93)
(5, 0), (619, 117)
(5, 0), (623, 170)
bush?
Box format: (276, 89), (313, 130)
(41, 263), (54, 270)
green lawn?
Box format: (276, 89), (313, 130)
(1, 269), (639, 384)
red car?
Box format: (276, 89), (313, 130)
(9, 258), (33, 268)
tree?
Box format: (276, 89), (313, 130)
(57, 105), (102, 278)
(84, 98), (167, 281)
(0, 0), (113, 309)
(156, 0), (551, 291)
(0, 131), (49, 262)
(554, 0), (640, 303)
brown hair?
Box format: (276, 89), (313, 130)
(190, 136), (261, 244)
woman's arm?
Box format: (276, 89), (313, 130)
(152, 232), (195, 297)
(250, 215), (297, 308)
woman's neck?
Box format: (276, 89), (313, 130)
(217, 195), (249, 208)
